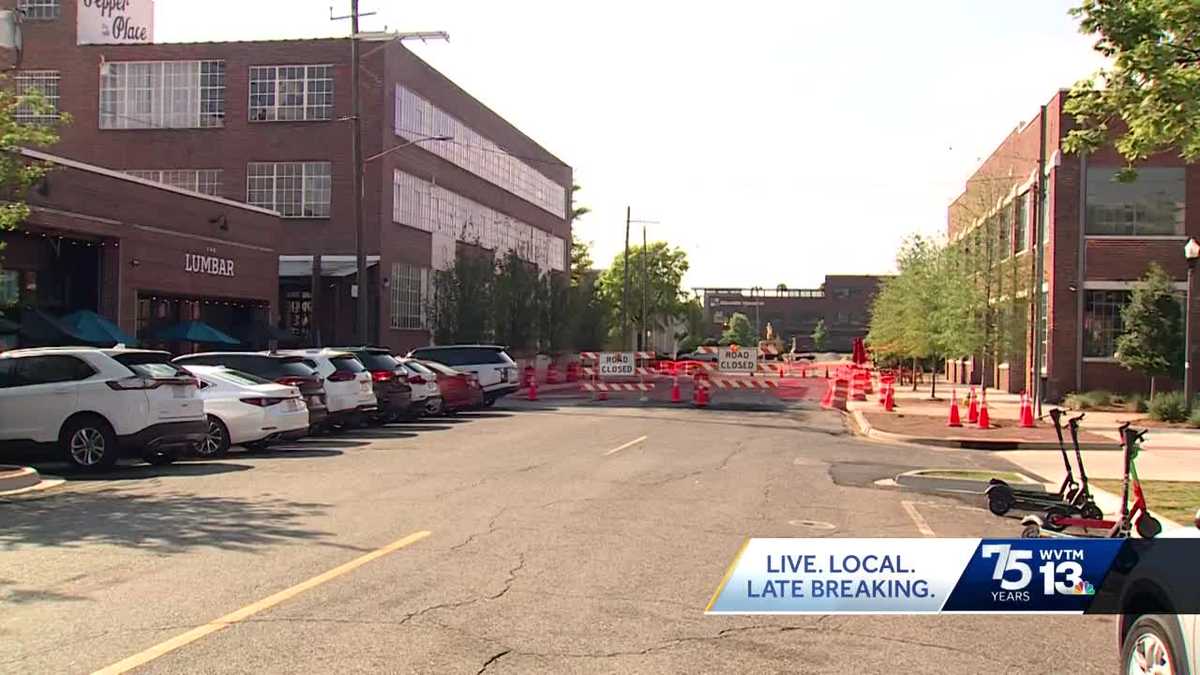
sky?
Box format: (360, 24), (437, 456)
(156, 0), (1106, 290)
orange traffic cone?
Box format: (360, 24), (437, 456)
(977, 389), (990, 429)
(883, 381), (895, 411)
(967, 386), (979, 424)
(947, 387), (962, 427)
(670, 377), (682, 403)
(528, 378), (538, 401)
(697, 382), (710, 408)
(1019, 391), (1035, 428)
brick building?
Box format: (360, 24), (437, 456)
(2, 0), (572, 352)
(0, 148), (283, 351)
(949, 89), (1199, 401)
(697, 276), (884, 352)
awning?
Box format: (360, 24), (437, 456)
(279, 255), (381, 278)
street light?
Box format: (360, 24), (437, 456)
(1184, 237), (1199, 411)
(351, 133), (451, 345)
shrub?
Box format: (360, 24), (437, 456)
(1064, 390), (1115, 410)
(1087, 390), (1114, 407)
(1148, 391), (1188, 423)
(1189, 409), (1200, 429)
(1126, 393), (1149, 413)
(1064, 392), (1094, 410)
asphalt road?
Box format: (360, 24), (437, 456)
(1, 397), (1115, 674)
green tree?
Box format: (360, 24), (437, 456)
(1116, 262), (1184, 400)
(570, 184), (591, 222)
(429, 249), (495, 344)
(811, 319), (828, 352)
(720, 312), (756, 346)
(595, 242), (690, 350)
(0, 77), (66, 271)
(493, 251), (541, 353)
(1064, 1), (1200, 169)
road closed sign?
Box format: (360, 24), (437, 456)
(719, 345), (757, 373)
(598, 352), (636, 377)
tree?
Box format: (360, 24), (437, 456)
(0, 76), (65, 265)
(1116, 262), (1184, 399)
(595, 242), (690, 350)
(721, 312), (756, 346)
(811, 319), (828, 352)
(776, 283), (788, 292)
(493, 252), (541, 353)
(570, 184), (591, 222)
(429, 249), (495, 344)
(1064, 1), (1200, 169)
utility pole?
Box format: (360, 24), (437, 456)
(641, 224), (648, 352)
(622, 206), (630, 350)
(1030, 104), (1048, 416)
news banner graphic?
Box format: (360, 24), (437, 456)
(706, 538), (1200, 614)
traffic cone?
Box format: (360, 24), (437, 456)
(820, 378), (834, 408)
(947, 387), (962, 427)
(527, 378), (538, 401)
(670, 376), (682, 403)
(967, 386), (979, 424)
(883, 381), (895, 411)
(696, 381), (709, 408)
(977, 389), (990, 429)
(1019, 391), (1035, 428)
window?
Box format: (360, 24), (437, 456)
(14, 356), (95, 385)
(0, 270), (18, 307)
(1014, 192), (1030, 253)
(246, 161), (331, 217)
(17, 0), (59, 20)
(1083, 290), (1130, 357)
(100, 60), (226, 129)
(127, 169), (223, 196)
(13, 71), (60, 124)
(249, 65), (334, 121)
(390, 262), (427, 330)
(1086, 167), (1185, 236)
(394, 85), (567, 218)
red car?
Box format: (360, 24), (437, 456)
(417, 360), (480, 412)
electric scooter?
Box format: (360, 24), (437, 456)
(985, 409), (1103, 519)
(1020, 423), (1161, 539)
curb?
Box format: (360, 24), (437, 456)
(895, 469), (1043, 494)
(849, 410), (1120, 451)
(0, 465), (64, 497)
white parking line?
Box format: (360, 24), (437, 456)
(604, 435), (648, 456)
(901, 500), (936, 537)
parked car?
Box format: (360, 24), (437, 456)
(181, 365), (309, 457)
(406, 345), (518, 406)
(275, 349), (376, 428)
(173, 352), (329, 430)
(332, 347), (414, 423)
(1116, 513), (1200, 675)
(398, 358), (443, 416)
(0, 347), (205, 470)
(417, 359), (479, 413)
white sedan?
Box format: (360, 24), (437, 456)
(182, 365), (309, 457)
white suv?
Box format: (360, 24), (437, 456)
(0, 347), (206, 470)
(406, 345), (518, 406)
(274, 349), (376, 428)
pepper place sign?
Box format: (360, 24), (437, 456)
(78, 0), (155, 45)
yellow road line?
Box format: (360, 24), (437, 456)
(901, 501), (936, 537)
(91, 530), (432, 675)
(604, 435), (648, 456)
(704, 537), (750, 613)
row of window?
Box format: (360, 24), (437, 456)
(393, 169), (567, 273)
(1082, 289), (1186, 358)
(14, 62), (335, 128)
(123, 163), (331, 217)
(15, 0), (58, 20)
(395, 85), (567, 219)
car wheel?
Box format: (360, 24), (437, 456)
(1122, 615), (1187, 675)
(483, 396), (496, 408)
(60, 416), (119, 471)
(195, 415), (231, 458)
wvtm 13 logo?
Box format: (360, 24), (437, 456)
(981, 544), (1095, 602)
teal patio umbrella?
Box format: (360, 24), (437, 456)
(61, 310), (137, 346)
(149, 320), (241, 346)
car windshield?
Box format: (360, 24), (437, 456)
(274, 358), (318, 378)
(330, 355), (366, 373)
(211, 369), (273, 387)
(402, 360), (435, 376)
(112, 353), (190, 379)
(353, 351), (398, 371)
